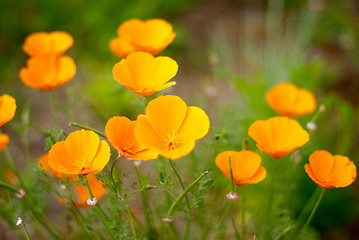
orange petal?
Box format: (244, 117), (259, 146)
(49, 141), (79, 174)
(215, 151), (237, 180)
(0, 94), (16, 127)
(135, 114), (163, 152)
(109, 37), (136, 58)
(304, 164), (326, 188)
(246, 166), (267, 185)
(232, 151), (262, 184)
(329, 155), (356, 188)
(86, 140), (111, 175)
(56, 56), (76, 87)
(308, 150), (334, 184)
(160, 141), (195, 160)
(0, 133), (9, 153)
(49, 31), (73, 55)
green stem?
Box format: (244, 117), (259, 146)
(228, 154), (235, 195)
(295, 186), (321, 228)
(0, 181), (21, 194)
(125, 207), (137, 239)
(183, 215), (191, 240)
(242, 186), (246, 238)
(218, 201), (234, 227)
(168, 159), (191, 208)
(69, 122), (106, 139)
(230, 206), (241, 240)
(22, 221), (31, 240)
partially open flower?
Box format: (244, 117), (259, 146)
(0, 94), (16, 127)
(105, 116), (158, 160)
(215, 150), (267, 187)
(72, 175), (106, 208)
(22, 31), (73, 57)
(38, 153), (76, 180)
(49, 130), (111, 175)
(0, 134), (9, 153)
(19, 55), (76, 91)
(265, 82), (316, 116)
(135, 95), (210, 160)
(305, 150), (357, 188)
(248, 116), (309, 159)
(112, 52), (178, 97)
(109, 19), (175, 58)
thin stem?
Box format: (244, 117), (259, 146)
(69, 122), (107, 139)
(22, 221), (31, 240)
(228, 154), (235, 195)
(242, 186), (246, 238)
(230, 206), (241, 240)
(168, 159), (191, 208)
(295, 186), (321, 228)
(125, 207), (137, 239)
(183, 215), (191, 240)
(218, 201), (234, 227)
(0, 181), (21, 194)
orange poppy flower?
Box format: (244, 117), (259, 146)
(19, 55), (76, 91)
(248, 116), (309, 159)
(72, 175), (106, 208)
(0, 133), (9, 153)
(22, 31), (73, 57)
(48, 130), (111, 175)
(215, 150), (267, 186)
(109, 18), (176, 58)
(105, 116), (158, 160)
(112, 51), (178, 97)
(0, 94), (16, 127)
(305, 150), (357, 189)
(38, 153), (76, 180)
(265, 82), (316, 116)
(135, 95), (210, 160)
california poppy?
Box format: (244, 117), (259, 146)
(19, 55), (76, 91)
(0, 94), (16, 127)
(48, 130), (111, 175)
(135, 95), (210, 160)
(38, 153), (76, 180)
(0, 133), (9, 153)
(109, 19), (175, 58)
(112, 51), (178, 97)
(265, 82), (316, 116)
(22, 31), (73, 57)
(305, 150), (357, 188)
(215, 150), (266, 186)
(105, 116), (158, 160)
(248, 116), (309, 159)
(72, 175), (106, 208)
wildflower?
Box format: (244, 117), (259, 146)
(16, 217), (22, 226)
(265, 82), (316, 116)
(135, 95), (210, 160)
(72, 175), (106, 207)
(112, 51), (178, 97)
(48, 130), (111, 175)
(248, 116), (309, 159)
(38, 153), (76, 180)
(22, 31), (73, 57)
(19, 55), (76, 91)
(0, 94), (16, 127)
(109, 18), (175, 58)
(215, 150), (267, 187)
(105, 116), (158, 160)
(226, 192), (238, 200)
(305, 150), (357, 188)
(16, 189), (26, 199)
(0, 134), (9, 153)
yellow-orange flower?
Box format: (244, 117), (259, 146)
(0, 94), (16, 127)
(135, 95), (210, 160)
(105, 116), (158, 160)
(266, 82), (316, 116)
(305, 150), (357, 189)
(49, 130), (111, 175)
(0, 133), (9, 153)
(248, 116), (309, 159)
(112, 51), (178, 97)
(38, 153), (76, 180)
(22, 31), (73, 57)
(215, 150), (266, 186)
(19, 55), (76, 91)
(72, 175), (106, 208)
(109, 18), (175, 58)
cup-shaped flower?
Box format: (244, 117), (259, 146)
(19, 55), (76, 91)
(215, 150), (266, 186)
(105, 116), (158, 160)
(22, 31), (73, 57)
(0, 94), (16, 127)
(266, 82), (316, 116)
(248, 116), (309, 159)
(72, 175), (106, 208)
(109, 19), (175, 58)
(112, 52), (178, 97)
(0, 134), (9, 153)
(135, 95), (210, 160)
(48, 130), (111, 175)
(305, 150), (357, 189)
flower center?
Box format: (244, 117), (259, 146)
(162, 132), (182, 151)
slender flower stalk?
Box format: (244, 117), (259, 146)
(242, 186), (247, 238)
(168, 158), (191, 207)
(18, 218), (31, 240)
(69, 122), (107, 139)
(230, 209), (241, 240)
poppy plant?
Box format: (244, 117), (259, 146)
(112, 51), (178, 97)
(109, 18), (175, 58)
(135, 95), (210, 160)
(0, 133), (9, 153)
(305, 150), (357, 188)
(215, 150), (267, 186)
(0, 94), (16, 127)
(105, 116), (158, 160)
(72, 175), (106, 208)
(248, 116), (309, 159)
(265, 82), (316, 116)
(48, 130), (111, 175)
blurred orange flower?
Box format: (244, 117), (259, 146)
(19, 55), (76, 91)
(105, 116), (158, 160)
(0, 94), (16, 127)
(305, 150), (357, 188)
(248, 116), (309, 159)
(109, 19), (175, 58)
(72, 175), (106, 208)
(38, 153), (76, 180)
(135, 95), (210, 160)
(215, 150), (266, 186)
(112, 51), (178, 97)
(49, 130), (111, 175)
(22, 31), (73, 57)
(266, 82), (316, 116)
(0, 133), (9, 153)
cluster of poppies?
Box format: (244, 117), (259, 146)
(0, 94), (16, 152)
